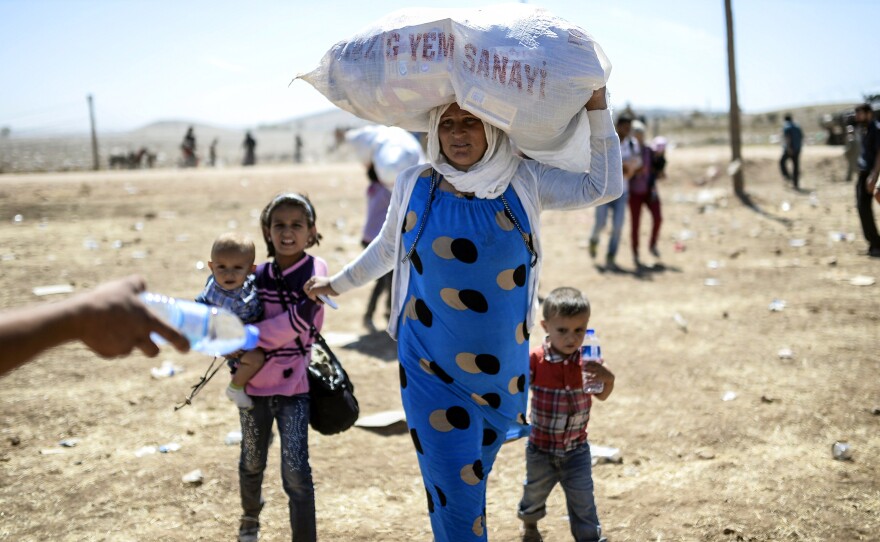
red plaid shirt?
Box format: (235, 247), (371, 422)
(528, 341), (592, 455)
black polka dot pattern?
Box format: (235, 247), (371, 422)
(455, 353), (501, 375)
(482, 429), (498, 447)
(410, 249), (423, 275)
(410, 428), (423, 454)
(440, 288), (488, 313)
(420, 358), (455, 384)
(432, 236), (478, 263)
(429, 406), (470, 431)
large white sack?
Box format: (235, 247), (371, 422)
(298, 4), (611, 172)
(344, 125), (426, 187)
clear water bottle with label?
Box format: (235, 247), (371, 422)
(140, 292), (259, 356)
(580, 328), (605, 394)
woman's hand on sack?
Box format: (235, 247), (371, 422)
(303, 276), (338, 304)
(585, 86), (607, 111)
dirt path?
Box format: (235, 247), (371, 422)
(0, 145), (876, 541)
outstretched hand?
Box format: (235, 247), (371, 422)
(303, 276), (338, 304)
(75, 275), (191, 358)
(0, 274), (190, 377)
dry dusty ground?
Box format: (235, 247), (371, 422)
(0, 145), (877, 542)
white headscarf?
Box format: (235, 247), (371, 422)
(427, 104), (521, 199)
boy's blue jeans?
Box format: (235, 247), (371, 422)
(239, 394), (316, 542)
(590, 193), (628, 259)
(518, 443), (603, 542)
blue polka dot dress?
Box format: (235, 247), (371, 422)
(398, 171), (532, 541)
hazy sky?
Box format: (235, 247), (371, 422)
(1, 0), (877, 135)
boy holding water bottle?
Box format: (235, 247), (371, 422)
(195, 232), (265, 410)
(518, 286), (614, 542)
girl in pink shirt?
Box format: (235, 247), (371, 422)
(235, 192), (327, 542)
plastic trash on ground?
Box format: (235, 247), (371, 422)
(224, 431), (243, 445)
(151, 360), (183, 379)
(182, 469), (204, 485)
(32, 284), (75, 297)
(768, 299), (786, 312)
(832, 441), (852, 461)
(590, 444), (622, 464)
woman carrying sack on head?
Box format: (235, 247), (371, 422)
(305, 87), (621, 541)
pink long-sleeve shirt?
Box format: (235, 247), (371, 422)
(247, 255), (326, 397)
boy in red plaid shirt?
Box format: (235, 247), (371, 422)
(518, 287), (614, 542)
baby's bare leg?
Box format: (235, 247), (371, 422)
(231, 349), (266, 387)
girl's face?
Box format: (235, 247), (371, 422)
(265, 203), (316, 268)
(438, 103), (488, 171)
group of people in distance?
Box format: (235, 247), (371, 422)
(780, 104), (880, 258)
(180, 127), (259, 168)
(589, 114), (667, 271)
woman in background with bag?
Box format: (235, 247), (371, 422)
(234, 192), (327, 542)
(306, 87), (621, 541)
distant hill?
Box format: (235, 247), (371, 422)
(0, 101), (862, 174)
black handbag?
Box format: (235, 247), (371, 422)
(271, 262), (359, 435)
(307, 327), (360, 435)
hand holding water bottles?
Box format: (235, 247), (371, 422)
(582, 360), (615, 401)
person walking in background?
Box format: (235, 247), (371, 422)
(181, 126), (197, 168)
(209, 138), (219, 167)
(342, 124), (426, 332)
(517, 287), (613, 542)
(779, 114), (803, 189)
(242, 131), (257, 166)
(589, 114), (638, 271)
(844, 124), (861, 182)
(361, 162), (393, 332)
(294, 134), (303, 164)
(854, 103), (880, 258)
(627, 123), (663, 268)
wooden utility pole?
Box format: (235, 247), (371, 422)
(724, 0), (745, 198)
(87, 94), (99, 171)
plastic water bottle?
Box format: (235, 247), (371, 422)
(580, 328), (604, 394)
(140, 292), (259, 356)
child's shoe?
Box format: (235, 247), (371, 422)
(226, 384), (254, 410)
(237, 515), (260, 542)
(521, 523), (543, 542)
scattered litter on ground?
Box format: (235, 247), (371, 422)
(224, 431), (242, 445)
(59, 439), (79, 448)
(151, 360), (183, 379)
(722, 391), (737, 401)
(32, 284), (75, 297)
(672, 313), (688, 332)
(182, 469), (204, 485)
(134, 446), (157, 457)
(832, 441), (852, 461)
(778, 348), (794, 359)
(768, 299), (786, 312)
(590, 444), (622, 464)
(849, 275), (875, 286)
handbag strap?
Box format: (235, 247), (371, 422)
(271, 260), (323, 352)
